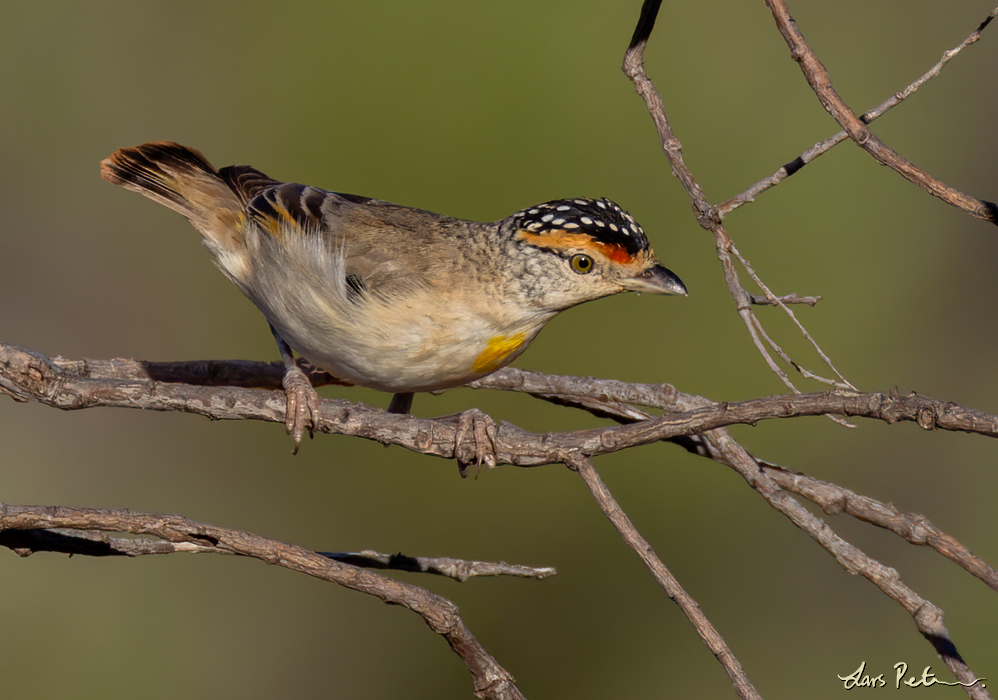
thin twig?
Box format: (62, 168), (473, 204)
(320, 551), (556, 582)
(622, 0), (851, 394)
(566, 452), (761, 700)
(0, 527), (554, 582)
(720, 6), (998, 215)
(750, 293), (821, 306)
(623, 0), (714, 228)
(731, 243), (854, 390)
(763, 0), (998, 225)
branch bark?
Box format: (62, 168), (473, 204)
(763, 0), (998, 225)
(569, 453), (762, 700)
(5, 342), (995, 695)
(4, 344), (996, 467)
(720, 6), (998, 216)
(0, 504), (527, 700)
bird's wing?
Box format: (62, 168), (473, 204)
(239, 180), (467, 297)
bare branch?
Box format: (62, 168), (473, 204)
(567, 452), (761, 700)
(721, 6), (998, 215)
(750, 293), (821, 306)
(494, 371), (998, 596)
(8, 342), (993, 691)
(623, 0), (714, 228)
(320, 551), (556, 582)
(0, 504), (527, 700)
(763, 0), (998, 225)
(0, 528), (211, 557)
(484, 372), (994, 692)
(0, 527), (554, 582)
(761, 463), (998, 593)
(5, 344), (998, 468)
(621, 0), (850, 393)
(694, 430), (989, 697)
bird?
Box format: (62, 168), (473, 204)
(101, 142), (687, 465)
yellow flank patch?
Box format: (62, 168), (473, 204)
(472, 333), (528, 374)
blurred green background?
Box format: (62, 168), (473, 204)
(2, 1), (996, 697)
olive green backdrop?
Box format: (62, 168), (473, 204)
(1, 1), (996, 698)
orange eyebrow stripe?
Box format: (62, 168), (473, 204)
(517, 229), (636, 264)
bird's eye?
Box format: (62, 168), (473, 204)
(570, 254), (594, 275)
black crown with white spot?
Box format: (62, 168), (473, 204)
(511, 198), (650, 256)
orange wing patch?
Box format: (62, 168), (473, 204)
(258, 198), (298, 237)
(248, 184), (324, 239)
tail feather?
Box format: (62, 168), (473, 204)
(101, 141), (249, 259)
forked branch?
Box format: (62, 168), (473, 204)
(720, 6), (998, 215)
(763, 0), (998, 225)
(622, 0), (852, 395)
(0, 504), (527, 700)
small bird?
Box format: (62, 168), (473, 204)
(101, 142), (686, 463)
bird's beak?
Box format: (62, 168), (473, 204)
(621, 264), (688, 296)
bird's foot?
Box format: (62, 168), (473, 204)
(384, 393), (496, 475)
(451, 407), (498, 477)
(282, 363), (322, 454)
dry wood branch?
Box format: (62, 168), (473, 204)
(0, 526), (553, 582)
(721, 7), (998, 215)
(693, 430), (988, 697)
(761, 464), (998, 593)
(473, 367), (700, 411)
(622, 0), (849, 394)
(0, 504), (527, 700)
(481, 371), (993, 694)
(750, 292), (820, 306)
(623, 0), (713, 228)
(567, 452), (761, 700)
(6, 344), (995, 692)
(485, 368), (998, 595)
(5, 344), (998, 466)
(321, 551), (556, 582)
(763, 0), (998, 225)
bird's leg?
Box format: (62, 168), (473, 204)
(271, 326), (322, 454)
(387, 392), (414, 414)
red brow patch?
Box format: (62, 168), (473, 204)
(597, 242), (634, 265)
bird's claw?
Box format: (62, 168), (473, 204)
(453, 408), (498, 476)
(282, 364), (321, 454)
